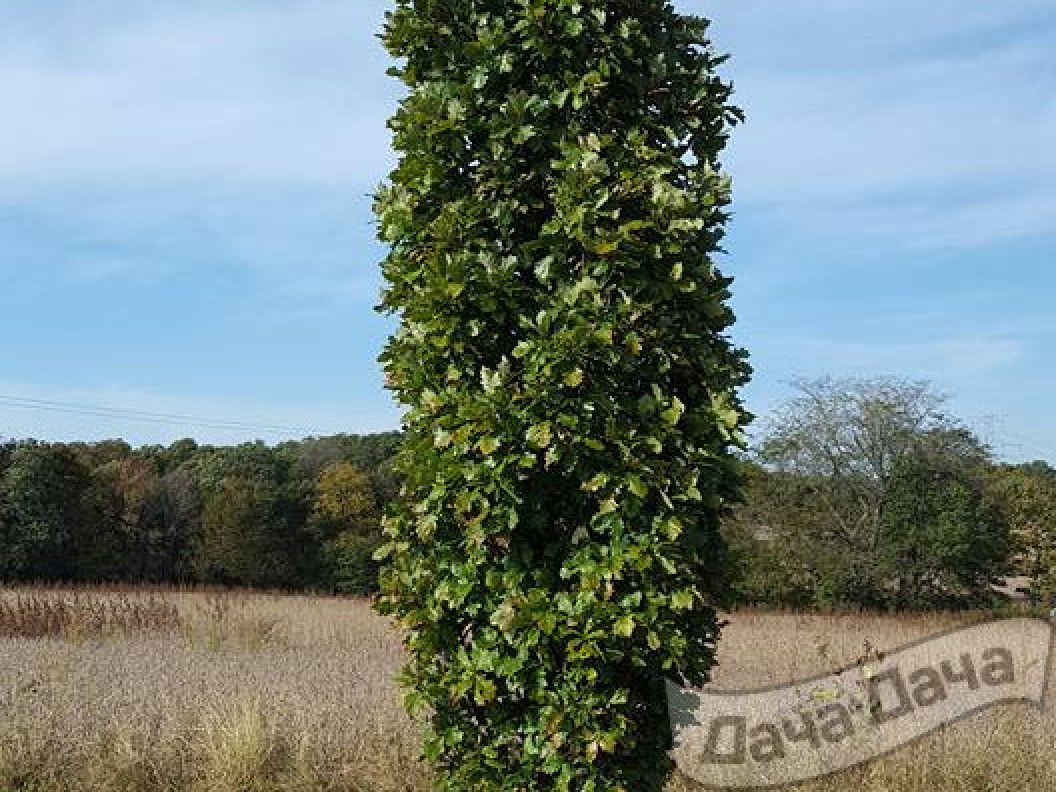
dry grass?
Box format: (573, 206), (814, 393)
(0, 585), (423, 792)
(0, 586), (1052, 791)
(0, 592), (181, 640)
(670, 608), (1056, 792)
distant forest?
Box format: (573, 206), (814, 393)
(0, 433), (401, 594)
(2, 378), (1054, 610)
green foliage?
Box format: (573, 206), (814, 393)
(373, 1), (749, 789)
(197, 476), (295, 587)
(0, 435), (401, 589)
(988, 463), (1056, 605)
(324, 531), (384, 596)
(0, 443), (104, 580)
(879, 451), (1010, 609)
(315, 461), (377, 530)
(722, 465), (887, 608)
(315, 461), (384, 595)
(734, 377), (1013, 610)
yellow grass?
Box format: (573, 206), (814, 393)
(0, 586), (1052, 791)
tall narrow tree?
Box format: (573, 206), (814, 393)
(375, 2), (750, 789)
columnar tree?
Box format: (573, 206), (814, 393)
(374, 1), (749, 789)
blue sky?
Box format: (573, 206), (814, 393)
(0, 1), (1053, 462)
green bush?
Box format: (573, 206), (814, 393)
(879, 452), (1011, 610)
(374, 1), (749, 789)
(324, 531), (383, 596)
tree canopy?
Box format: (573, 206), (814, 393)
(0, 434), (399, 592)
(726, 378), (1017, 610)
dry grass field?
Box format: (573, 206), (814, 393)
(0, 586), (1052, 792)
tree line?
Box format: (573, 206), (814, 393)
(1, 378), (1053, 609)
(0, 433), (401, 593)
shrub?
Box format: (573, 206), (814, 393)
(325, 531), (383, 596)
(374, 1), (749, 789)
(879, 452), (1011, 610)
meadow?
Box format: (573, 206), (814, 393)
(0, 586), (1052, 792)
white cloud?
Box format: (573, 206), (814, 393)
(705, 0), (1056, 249)
(0, 1), (397, 194)
(836, 190), (1056, 250)
(0, 1), (400, 313)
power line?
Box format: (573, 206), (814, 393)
(0, 394), (322, 436)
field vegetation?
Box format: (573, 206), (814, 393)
(3, 379), (1053, 616)
(0, 585), (1051, 792)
